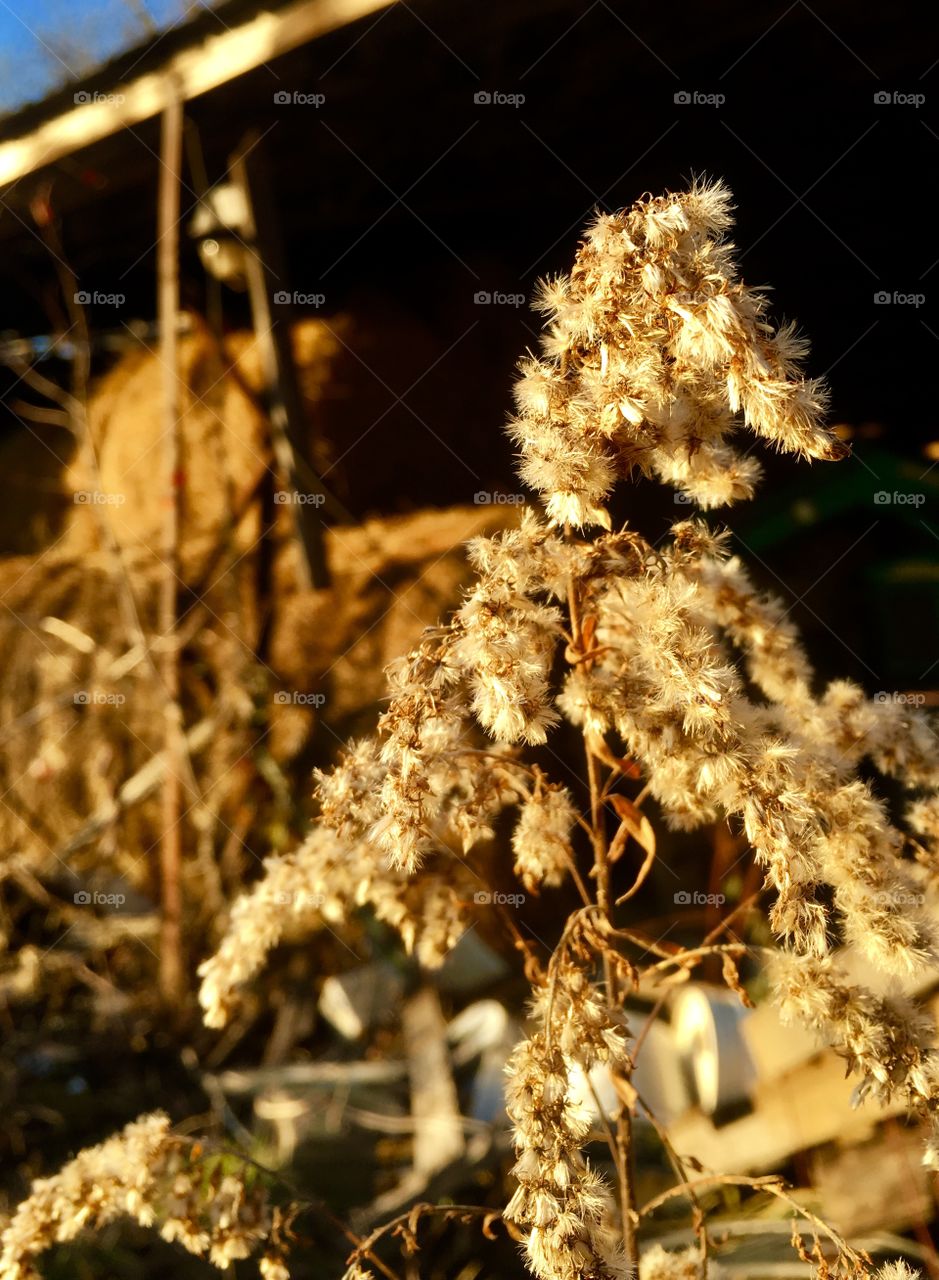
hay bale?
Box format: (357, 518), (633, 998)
(0, 317), (518, 993)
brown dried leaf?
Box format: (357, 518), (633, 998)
(481, 1212), (501, 1241)
(586, 732), (641, 778)
(609, 793), (656, 862)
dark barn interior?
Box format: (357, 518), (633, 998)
(0, 0), (935, 690)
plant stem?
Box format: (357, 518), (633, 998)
(157, 93), (186, 1006)
(567, 560), (638, 1266)
(590, 744), (638, 1264)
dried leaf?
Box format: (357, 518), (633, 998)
(481, 1211), (501, 1241)
(586, 733), (641, 778)
(609, 793), (656, 862)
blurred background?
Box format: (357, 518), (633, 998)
(0, 1), (936, 1276)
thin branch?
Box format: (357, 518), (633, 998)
(157, 91), (186, 1005)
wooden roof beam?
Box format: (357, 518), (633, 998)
(0, 0), (393, 190)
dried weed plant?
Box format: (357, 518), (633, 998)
(5, 181), (937, 1280)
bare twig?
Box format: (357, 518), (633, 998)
(157, 91), (186, 1005)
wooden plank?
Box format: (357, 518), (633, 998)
(229, 134), (330, 588)
(0, 0), (394, 189)
(669, 990), (939, 1175)
(742, 937), (939, 1088)
(810, 1127), (934, 1236)
(668, 1049), (885, 1175)
(401, 986), (464, 1177)
(740, 1001), (820, 1086)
